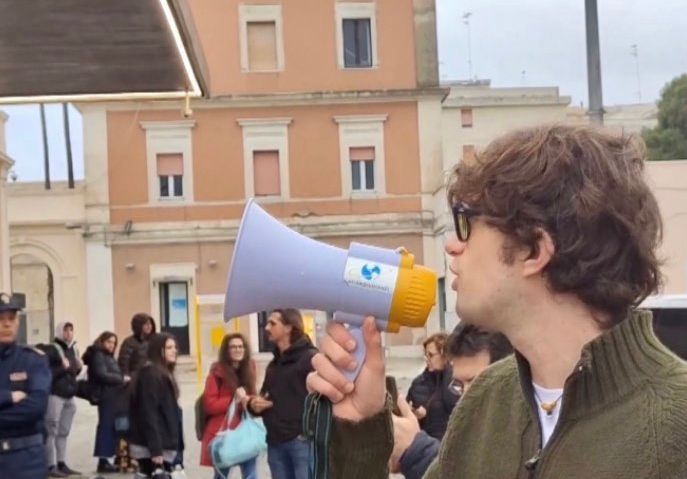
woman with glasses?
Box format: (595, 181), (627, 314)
(406, 333), (458, 440)
(201, 333), (257, 479)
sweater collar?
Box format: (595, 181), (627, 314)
(516, 309), (675, 420)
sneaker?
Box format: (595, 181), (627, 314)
(47, 466), (68, 478)
(57, 462), (81, 476)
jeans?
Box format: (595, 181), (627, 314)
(213, 456), (257, 479)
(267, 437), (309, 479)
(0, 444), (47, 479)
(45, 395), (76, 466)
(94, 395), (116, 458)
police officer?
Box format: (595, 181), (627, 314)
(0, 293), (51, 479)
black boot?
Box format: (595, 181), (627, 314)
(97, 458), (118, 474)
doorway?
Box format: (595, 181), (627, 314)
(159, 281), (190, 355)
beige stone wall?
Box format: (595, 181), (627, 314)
(7, 182), (90, 346)
(645, 160), (687, 294)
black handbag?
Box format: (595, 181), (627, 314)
(76, 379), (102, 405)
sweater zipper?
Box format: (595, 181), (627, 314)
(525, 361), (586, 479)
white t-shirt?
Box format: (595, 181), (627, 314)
(532, 382), (564, 448)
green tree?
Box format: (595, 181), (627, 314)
(643, 74), (687, 160)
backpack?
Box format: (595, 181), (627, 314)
(194, 375), (221, 441)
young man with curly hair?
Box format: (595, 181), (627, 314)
(307, 125), (687, 478)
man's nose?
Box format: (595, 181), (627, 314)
(444, 233), (467, 256)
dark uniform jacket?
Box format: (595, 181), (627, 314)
(0, 342), (51, 438)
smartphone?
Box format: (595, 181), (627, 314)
(386, 376), (402, 416)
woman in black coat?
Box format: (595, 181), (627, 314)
(128, 333), (181, 477)
(82, 331), (129, 473)
(406, 333), (458, 440)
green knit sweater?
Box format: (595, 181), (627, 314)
(329, 311), (687, 478)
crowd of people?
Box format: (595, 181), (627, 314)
(3, 124), (687, 479)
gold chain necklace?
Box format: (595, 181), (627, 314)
(533, 389), (563, 416)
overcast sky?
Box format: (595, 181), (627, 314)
(4, 0), (687, 182)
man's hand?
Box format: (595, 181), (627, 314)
(151, 455), (164, 466)
(413, 405), (427, 420)
(389, 394), (421, 473)
(306, 317), (386, 422)
(11, 391), (27, 403)
(62, 357), (70, 369)
(250, 396), (274, 413)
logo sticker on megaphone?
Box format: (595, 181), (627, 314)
(224, 199), (437, 381)
(344, 259), (398, 294)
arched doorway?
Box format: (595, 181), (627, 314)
(10, 254), (54, 345)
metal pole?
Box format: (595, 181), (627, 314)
(62, 104), (74, 188)
(39, 103), (51, 190)
(630, 44), (642, 102)
(585, 0), (604, 125)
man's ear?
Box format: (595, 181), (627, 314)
(522, 228), (555, 278)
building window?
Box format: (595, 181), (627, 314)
(343, 19), (372, 68)
(253, 150), (281, 196)
(239, 5), (284, 72)
(336, 3), (378, 69)
(350, 147), (375, 191)
(156, 153), (183, 198)
(247, 21), (278, 71)
(461, 108), (473, 128)
(463, 144), (476, 163)
(335, 114), (387, 196)
(140, 120), (196, 205)
(238, 118), (292, 199)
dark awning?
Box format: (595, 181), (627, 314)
(0, 0), (208, 103)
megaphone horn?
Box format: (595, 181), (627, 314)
(225, 199), (437, 381)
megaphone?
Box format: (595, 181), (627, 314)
(224, 199), (437, 380)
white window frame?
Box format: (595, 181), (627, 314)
(158, 174), (183, 199)
(238, 118), (292, 200)
(140, 120), (195, 205)
(239, 4), (285, 72)
(350, 157), (375, 192)
(335, 2), (378, 69)
(335, 114), (387, 197)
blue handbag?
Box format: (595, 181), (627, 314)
(210, 397), (267, 470)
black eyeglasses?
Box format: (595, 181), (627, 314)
(452, 203), (482, 242)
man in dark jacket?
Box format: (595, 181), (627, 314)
(118, 313), (155, 376)
(247, 309), (317, 479)
(39, 322), (83, 477)
(391, 325), (512, 479)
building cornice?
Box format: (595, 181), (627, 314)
(79, 212), (435, 246)
(75, 87), (449, 112)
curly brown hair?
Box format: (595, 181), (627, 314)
(447, 124), (662, 327)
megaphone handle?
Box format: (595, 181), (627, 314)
(341, 326), (366, 383)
